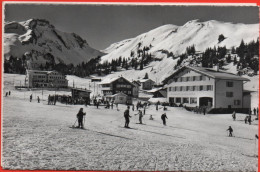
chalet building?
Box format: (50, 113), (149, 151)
(136, 79), (155, 90)
(71, 88), (91, 105)
(146, 87), (167, 98)
(99, 77), (137, 104)
(25, 70), (68, 88)
(165, 66), (251, 112)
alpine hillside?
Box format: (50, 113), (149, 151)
(99, 20), (258, 83)
(101, 20), (258, 62)
(4, 19), (104, 66)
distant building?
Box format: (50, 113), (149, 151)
(25, 70), (68, 88)
(105, 92), (130, 104)
(132, 81), (141, 98)
(165, 66), (250, 111)
(146, 87), (167, 98)
(71, 88), (91, 105)
(136, 79), (155, 90)
(100, 76), (137, 96)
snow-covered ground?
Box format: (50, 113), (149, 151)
(2, 74), (259, 171)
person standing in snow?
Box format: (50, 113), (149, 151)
(226, 126), (233, 137)
(136, 110), (143, 124)
(30, 94), (32, 102)
(161, 113), (168, 126)
(76, 108), (86, 129)
(37, 96), (40, 103)
(253, 108), (256, 115)
(124, 106), (131, 128)
(248, 115), (252, 125)
(232, 111), (236, 121)
(8, 91), (11, 96)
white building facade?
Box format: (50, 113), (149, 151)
(26, 70), (68, 88)
(166, 66), (250, 110)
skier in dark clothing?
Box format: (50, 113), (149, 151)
(8, 91), (11, 96)
(245, 116), (248, 124)
(232, 111), (236, 121)
(248, 115), (252, 125)
(136, 110), (143, 124)
(203, 106), (206, 115)
(76, 108), (86, 129)
(227, 126), (233, 137)
(5, 92), (8, 97)
(161, 113), (168, 126)
(96, 101), (99, 109)
(30, 94), (32, 102)
(124, 106), (131, 128)
(37, 96), (40, 103)
(253, 108), (256, 115)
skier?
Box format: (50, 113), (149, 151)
(5, 92), (8, 97)
(149, 115), (154, 120)
(143, 106), (146, 115)
(37, 96), (40, 103)
(48, 95), (51, 105)
(111, 101), (114, 109)
(124, 106), (131, 128)
(232, 111), (236, 121)
(136, 110), (143, 124)
(245, 116), (248, 124)
(30, 94), (32, 102)
(8, 91), (11, 96)
(253, 108), (256, 115)
(226, 126), (233, 137)
(203, 106), (206, 115)
(76, 108), (86, 129)
(248, 115), (252, 125)
(96, 101), (99, 109)
(161, 113), (168, 126)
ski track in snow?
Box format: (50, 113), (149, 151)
(2, 95), (258, 171)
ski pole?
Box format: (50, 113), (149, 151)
(73, 119), (77, 127)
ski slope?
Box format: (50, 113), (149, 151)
(2, 73), (259, 171)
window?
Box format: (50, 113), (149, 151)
(192, 76), (196, 81)
(226, 92), (233, 97)
(180, 86), (183, 91)
(186, 86), (190, 91)
(169, 87), (171, 92)
(207, 85), (213, 91)
(189, 86), (193, 91)
(200, 76), (203, 81)
(183, 97), (189, 103)
(199, 86), (203, 91)
(226, 81), (233, 87)
(128, 91), (132, 94)
(176, 97), (181, 103)
(190, 98), (197, 104)
(234, 100), (240, 105)
(187, 77), (190, 82)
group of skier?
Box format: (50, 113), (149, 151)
(5, 91), (11, 97)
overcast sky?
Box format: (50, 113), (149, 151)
(4, 4), (259, 50)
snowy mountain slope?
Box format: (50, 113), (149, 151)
(4, 19), (104, 65)
(101, 20), (258, 63)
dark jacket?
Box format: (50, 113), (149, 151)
(77, 111), (86, 119)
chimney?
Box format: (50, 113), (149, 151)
(214, 65), (219, 72)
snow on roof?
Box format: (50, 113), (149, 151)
(138, 79), (155, 83)
(100, 77), (120, 84)
(146, 87), (163, 93)
(188, 66), (250, 81)
(100, 76), (136, 86)
(166, 66), (250, 83)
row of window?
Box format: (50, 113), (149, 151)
(116, 84), (132, 88)
(171, 75), (208, 83)
(168, 85), (213, 92)
(116, 90), (132, 94)
(33, 80), (66, 84)
(170, 97), (240, 105)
